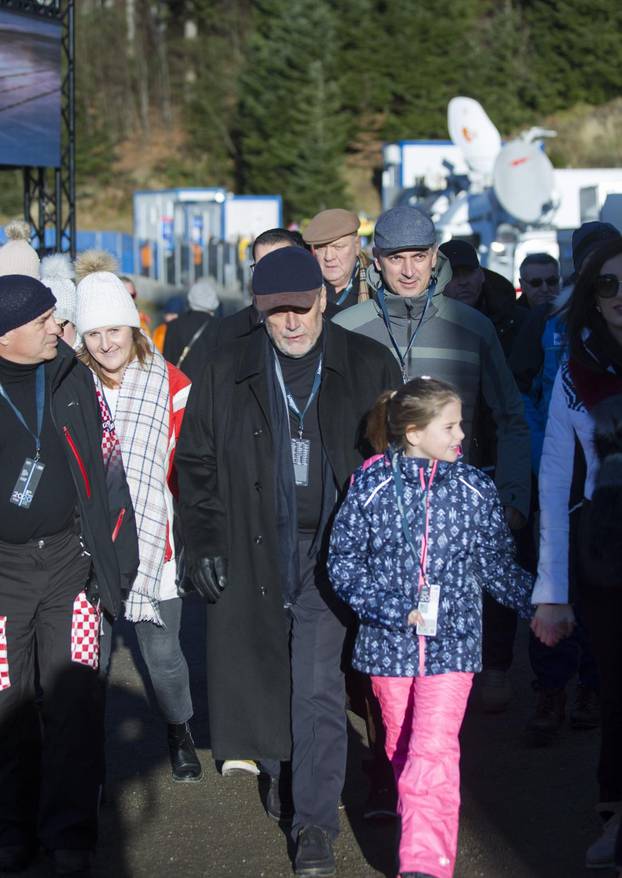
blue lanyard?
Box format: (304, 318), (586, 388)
(391, 451), (437, 582)
(274, 354), (323, 439)
(391, 451), (423, 553)
(0, 364), (45, 459)
(335, 259), (359, 306)
(376, 276), (437, 383)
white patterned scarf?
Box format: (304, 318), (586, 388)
(95, 345), (170, 625)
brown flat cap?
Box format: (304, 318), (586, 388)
(302, 209), (359, 246)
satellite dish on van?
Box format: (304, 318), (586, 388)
(492, 141), (554, 224)
(447, 97), (502, 176)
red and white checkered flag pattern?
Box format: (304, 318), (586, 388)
(71, 593), (101, 670)
(0, 616), (10, 691)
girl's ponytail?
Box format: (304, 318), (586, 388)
(366, 390), (396, 452)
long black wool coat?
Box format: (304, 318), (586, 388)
(175, 320), (401, 761)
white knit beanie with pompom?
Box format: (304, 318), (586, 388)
(40, 252), (76, 325)
(0, 220), (40, 278)
(75, 249), (140, 335)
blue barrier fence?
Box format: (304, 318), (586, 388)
(0, 229), (135, 274)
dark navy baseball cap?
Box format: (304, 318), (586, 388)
(252, 246), (323, 312)
(572, 221), (620, 272)
(439, 239), (480, 270)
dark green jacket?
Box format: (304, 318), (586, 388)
(332, 252), (531, 517)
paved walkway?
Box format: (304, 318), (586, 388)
(18, 597), (610, 878)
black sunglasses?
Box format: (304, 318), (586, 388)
(594, 273), (622, 299)
(55, 319), (70, 330)
(522, 275), (559, 288)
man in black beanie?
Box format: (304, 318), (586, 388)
(176, 247), (400, 877)
(0, 275), (138, 876)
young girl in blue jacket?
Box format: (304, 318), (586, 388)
(328, 377), (533, 878)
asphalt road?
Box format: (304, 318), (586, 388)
(15, 594), (612, 878)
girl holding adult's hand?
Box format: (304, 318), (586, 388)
(531, 604), (575, 647)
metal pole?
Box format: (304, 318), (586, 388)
(68, 0), (76, 257)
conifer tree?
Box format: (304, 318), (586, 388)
(236, 0), (348, 220)
(523, 0), (622, 113)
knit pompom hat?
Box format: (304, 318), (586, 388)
(188, 277), (220, 312)
(0, 220), (40, 278)
(40, 252), (76, 325)
(75, 249), (140, 335)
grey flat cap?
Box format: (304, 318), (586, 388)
(374, 206), (436, 255)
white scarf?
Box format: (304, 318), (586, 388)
(96, 346), (170, 625)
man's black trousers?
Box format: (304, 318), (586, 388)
(263, 537), (349, 840)
(0, 528), (102, 852)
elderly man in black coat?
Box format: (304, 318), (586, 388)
(176, 247), (400, 878)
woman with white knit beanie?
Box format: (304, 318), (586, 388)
(75, 250), (201, 783)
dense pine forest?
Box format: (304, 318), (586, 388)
(1, 0), (622, 228)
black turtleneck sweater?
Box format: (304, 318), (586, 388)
(0, 357), (76, 543)
(276, 337), (324, 534)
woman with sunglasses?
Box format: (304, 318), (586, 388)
(531, 237), (622, 870)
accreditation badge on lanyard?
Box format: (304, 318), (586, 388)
(274, 353), (322, 487)
(391, 451), (440, 636)
(0, 365), (47, 510)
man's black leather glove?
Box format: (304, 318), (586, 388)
(188, 556), (228, 603)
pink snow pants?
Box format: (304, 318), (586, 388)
(371, 672), (473, 878)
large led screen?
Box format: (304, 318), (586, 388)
(0, 10), (62, 168)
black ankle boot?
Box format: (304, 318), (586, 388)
(167, 722), (202, 782)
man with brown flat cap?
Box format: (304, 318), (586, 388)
(303, 208), (371, 311)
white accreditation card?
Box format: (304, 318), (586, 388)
(291, 437), (311, 487)
(416, 583), (441, 637)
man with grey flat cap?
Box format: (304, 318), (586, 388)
(334, 208), (531, 722)
(176, 246), (400, 878)
(334, 206), (530, 516)
(303, 208), (371, 310)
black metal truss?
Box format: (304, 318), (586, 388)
(0, 0), (75, 256)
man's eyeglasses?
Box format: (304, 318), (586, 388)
(55, 319), (70, 330)
(522, 275), (559, 288)
(594, 273), (622, 299)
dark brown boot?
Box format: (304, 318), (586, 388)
(569, 685), (600, 730)
(525, 688), (566, 745)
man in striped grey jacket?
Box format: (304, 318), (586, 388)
(333, 206), (531, 729)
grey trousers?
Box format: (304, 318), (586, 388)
(100, 597), (193, 725)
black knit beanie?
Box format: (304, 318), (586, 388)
(0, 274), (57, 335)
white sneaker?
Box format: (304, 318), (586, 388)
(586, 813), (621, 869)
(221, 759), (260, 777)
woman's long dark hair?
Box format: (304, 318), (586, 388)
(566, 237), (622, 369)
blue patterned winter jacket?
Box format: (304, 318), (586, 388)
(328, 452), (533, 677)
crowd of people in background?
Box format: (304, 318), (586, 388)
(0, 205), (620, 878)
